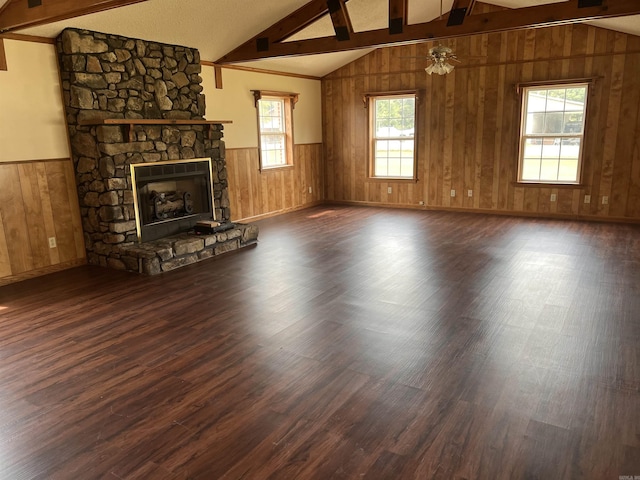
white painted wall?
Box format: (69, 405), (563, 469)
(202, 66), (322, 149)
(0, 40), (70, 162)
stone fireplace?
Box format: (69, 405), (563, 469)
(56, 28), (257, 274)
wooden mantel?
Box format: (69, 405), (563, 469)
(78, 118), (232, 142)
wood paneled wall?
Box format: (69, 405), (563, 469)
(226, 143), (324, 221)
(322, 20), (640, 222)
(0, 159), (85, 286)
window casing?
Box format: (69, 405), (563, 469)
(368, 93), (417, 179)
(254, 92), (295, 170)
(518, 83), (589, 184)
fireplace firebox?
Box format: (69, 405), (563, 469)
(131, 158), (215, 243)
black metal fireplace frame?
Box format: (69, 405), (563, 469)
(130, 158), (216, 243)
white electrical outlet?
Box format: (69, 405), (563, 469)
(419, 201), (425, 205)
(308, 186), (312, 194)
(584, 195), (591, 204)
(48, 237), (57, 248)
(550, 194), (557, 202)
(387, 187), (392, 194)
(450, 189), (456, 197)
(602, 196), (609, 205)
(467, 190), (473, 197)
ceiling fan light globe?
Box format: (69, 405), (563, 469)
(425, 64), (435, 75)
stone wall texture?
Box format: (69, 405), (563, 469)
(56, 28), (233, 270)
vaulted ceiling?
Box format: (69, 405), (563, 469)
(2, 0), (640, 77)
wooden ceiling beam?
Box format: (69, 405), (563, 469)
(0, 0), (148, 33)
(388, 0), (408, 34)
(226, 0), (332, 57)
(217, 0), (640, 64)
(327, 0), (353, 41)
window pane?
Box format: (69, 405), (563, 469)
(540, 159), (559, 181)
(376, 121), (393, 137)
(523, 138), (543, 159)
(375, 157), (389, 177)
(545, 89), (566, 111)
(566, 88), (586, 105)
(543, 112), (564, 134)
(558, 159), (578, 182)
(387, 155), (402, 176)
(563, 113), (584, 133)
(542, 140), (560, 160)
(527, 91), (549, 112)
(559, 138), (580, 156)
(376, 139), (390, 155)
(521, 158), (541, 181)
(376, 99), (390, 119)
(526, 112), (545, 134)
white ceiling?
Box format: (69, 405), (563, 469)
(15, 0), (640, 78)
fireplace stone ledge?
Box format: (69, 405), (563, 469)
(114, 223), (259, 275)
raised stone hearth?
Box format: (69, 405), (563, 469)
(56, 28), (258, 274)
(118, 224), (259, 274)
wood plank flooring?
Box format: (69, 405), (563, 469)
(0, 206), (639, 479)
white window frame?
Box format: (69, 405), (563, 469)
(366, 92), (418, 180)
(517, 82), (589, 185)
(252, 90), (297, 171)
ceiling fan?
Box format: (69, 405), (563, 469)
(425, 44), (459, 75)
(401, 0), (460, 75)
(400, 43), (461, 75)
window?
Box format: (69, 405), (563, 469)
(518, 83), (589, 184)
(253, 90), (296, 170)
(369, 93), (417, 179)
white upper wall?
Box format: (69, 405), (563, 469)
(0, 38), (323, 163)
(0, 40), (70, 162)
(202, 67), (322, 149)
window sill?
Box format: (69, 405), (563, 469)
(368, 177), (418, 183)
(513, 182), (586, 188)
(260, 164), (294, 173)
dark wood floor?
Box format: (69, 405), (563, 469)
(1, 206), (639, 479)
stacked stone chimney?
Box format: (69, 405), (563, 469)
(55, 28), (252, 273)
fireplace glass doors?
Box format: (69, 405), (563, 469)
(131, 158), (215, 242)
